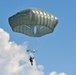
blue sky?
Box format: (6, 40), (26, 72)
(0, 0), (76, 75)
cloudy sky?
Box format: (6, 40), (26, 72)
(0, 0), (76, 75)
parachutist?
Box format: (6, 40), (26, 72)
(27, 49), (36, 66)
(29, 56), (34, 66)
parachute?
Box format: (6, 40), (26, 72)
(8, 8), (58, 37)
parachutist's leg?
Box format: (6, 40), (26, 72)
(30, 60), (33, 66)
(30, 61), (33, 66)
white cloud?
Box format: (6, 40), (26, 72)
(0, 28), (44, 75)
(0, 28), (67, 75)
(49, 71), (67, 75)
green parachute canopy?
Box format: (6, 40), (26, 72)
(8, 8), (58, 37)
